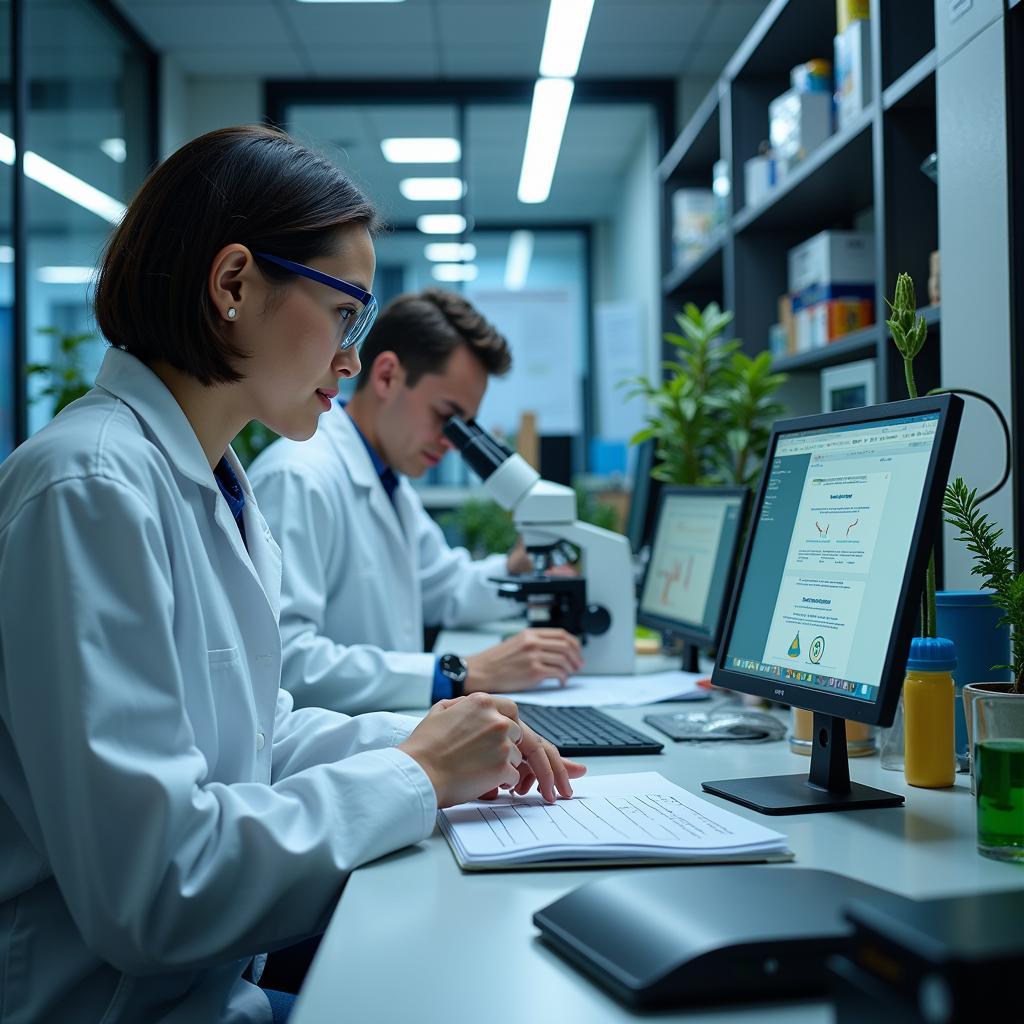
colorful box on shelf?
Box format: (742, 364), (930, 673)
(834, 19), (872, 130)
(787, 229), (875, 296)
(836, 0), (869, 34)
(671, 188), (716, 267)
(791, 281), (875, 312)
(794, 298), (874, 352)
(769, 88), (833, 176)
(743, 154), (778, 208)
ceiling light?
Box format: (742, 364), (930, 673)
(504, 231), (534, 290)
(399, 177), (466, 201)
(417, 214), (468, 235)
(425, 242), (476, 262)
(295, 1), (406, 4)
(0, 132), (126, 225)
(381, 138), (460, 163)
(539, 0), (595, 77)
(432, 264), (478, 283)
(0, 245), (13, 263)
(100, 138), (126, 164)
(517, 79), (574, 204)
(37, 266), (97, 285)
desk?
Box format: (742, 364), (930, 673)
(292, 677), (1022, 1022)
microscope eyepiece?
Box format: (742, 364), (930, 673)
(443, 415), (507, 480)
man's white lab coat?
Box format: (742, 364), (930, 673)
(0, 349), (436, 1024)
(249, 405), (513, 714)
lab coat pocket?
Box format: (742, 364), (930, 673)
(206, 646), (241, 667)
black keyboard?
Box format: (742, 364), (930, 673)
(517, 705), (664, 756)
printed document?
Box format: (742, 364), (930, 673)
(438, 772), (791, 870)
(507, 670), (707, 707)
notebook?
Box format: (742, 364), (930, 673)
(437, 771), (793, 871)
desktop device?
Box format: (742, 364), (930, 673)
(637, 485), (749, 672)
(534, 866), (912, 1009)
(703, 394), (963, 814)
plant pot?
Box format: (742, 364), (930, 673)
(962, 682), (1023, 790)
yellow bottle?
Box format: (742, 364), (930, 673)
(903, 637), (956, 789)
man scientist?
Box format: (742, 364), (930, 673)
(250, 288), (583, 714)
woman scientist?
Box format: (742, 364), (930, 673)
(0, 125), (585, 1024)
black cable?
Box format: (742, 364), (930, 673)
(926, 387), (1012, 503)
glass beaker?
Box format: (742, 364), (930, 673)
(973, 694), (1024, 863)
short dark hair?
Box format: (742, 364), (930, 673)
(354, 288), (511, 391)
(94, 125), (378, 385)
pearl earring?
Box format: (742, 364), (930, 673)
(227, 307), (237, 320)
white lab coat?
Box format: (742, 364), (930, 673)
(0, 349), (437, 1024)
(249, 405), (514, 714)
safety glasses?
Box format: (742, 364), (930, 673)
(255, 252), (378, 350)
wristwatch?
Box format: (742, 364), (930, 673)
(438, 653), (469, 698)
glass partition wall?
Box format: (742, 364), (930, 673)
(2, 0), (155, 452)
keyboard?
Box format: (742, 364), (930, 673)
(517, 705), (664, 756)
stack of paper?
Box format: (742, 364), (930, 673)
(438, 772), (792, 871)
(508, 670), (708, 707)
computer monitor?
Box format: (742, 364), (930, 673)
(637, 486), (750, 673)
(625, 439), (663, 555)
(703, 394), (963, 815)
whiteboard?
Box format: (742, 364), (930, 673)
(467, 289), (580, 436)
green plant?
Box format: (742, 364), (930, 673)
(623, 302), (786, 487)
(231, 421), (279, 469)
(943, 478), (1024, 693)
(439, 499), (518, 558)
(25, 327), (95, 414)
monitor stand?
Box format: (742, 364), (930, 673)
(702, 713), (904, 815)
(680, 641), (699, 674)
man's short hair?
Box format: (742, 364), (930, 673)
(354, 288), (511, 390)
(94, 125), (378, 385)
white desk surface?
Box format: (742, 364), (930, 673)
(292, 644), (1023, 1024)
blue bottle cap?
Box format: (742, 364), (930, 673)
(906, 637), (957, 672)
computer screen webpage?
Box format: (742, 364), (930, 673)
(639, 492), (744, 636)
(724, 413), (940, 703)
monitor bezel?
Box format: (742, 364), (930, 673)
(711, 394), (963, 728)
(637, 484), (751, 650)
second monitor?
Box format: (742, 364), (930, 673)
(638, 486), (750, 673)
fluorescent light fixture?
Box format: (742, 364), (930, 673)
(381, 137), (460, 163)
(399, 177), (466, 201)
(417, 214), (467, 235)
(424, 242), (476, 262)
(517, 78), (574, 204)
(37, 266), (97, 285)
(431, 263), (478, 283)
(296, 0), (405, 4)
(0, 132), (126, 225)
(504, 230), (534, 290)
(0, 245), (13, 263)
(539, 0), (595, 77)
(100, 138), (127, 164)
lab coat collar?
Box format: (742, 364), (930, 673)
(95, 347), (222, 495)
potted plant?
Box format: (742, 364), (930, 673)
(26, 327), (96, 415)
(623, 302), (787, 487)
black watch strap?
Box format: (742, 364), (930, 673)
(439, 653), (469, 698)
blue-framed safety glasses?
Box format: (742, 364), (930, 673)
(255, 252), (378, 350)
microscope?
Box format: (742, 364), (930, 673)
(443, 416), (635, 674)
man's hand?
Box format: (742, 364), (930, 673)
(398, 692), (586, 807)
(465, 628), (583, 693)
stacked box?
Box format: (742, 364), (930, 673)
(834, 19), (872, 129)
(671, 188), (716, 267)
(769, 89), (833, 176)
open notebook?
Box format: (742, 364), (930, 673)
(438, 772), (792, 871)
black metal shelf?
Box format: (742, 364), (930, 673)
(662, 231), (726, 295)
(883, 50), (937, 111)
(771, 324), (882, 373)
(733, 108), (875, 234)
(658, 86), (720, 184)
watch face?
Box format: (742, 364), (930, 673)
(441, 653), (468, 683)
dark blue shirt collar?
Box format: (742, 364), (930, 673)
(213, 457), (247, 544)
(341, 400), (400, 505)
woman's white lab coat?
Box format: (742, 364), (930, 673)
(0, 349), (436, 1024)
(249, 405), (513, 714)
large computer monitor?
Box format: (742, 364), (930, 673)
(637, 486), (749, 672)
(703, 394), (963, 815)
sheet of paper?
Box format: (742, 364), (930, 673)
(507, 670), (708, 707)
(439, 772), (788, 863)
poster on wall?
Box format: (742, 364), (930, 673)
(594, 300), (648, 442)
(467, 289), (580, 437)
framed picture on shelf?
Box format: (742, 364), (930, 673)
(821, 359), (876, 412)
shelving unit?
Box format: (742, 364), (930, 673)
(658, 0), (940, 411)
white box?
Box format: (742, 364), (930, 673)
(834, 20), (872, 130)
(787, 230), (875, 297)
(743, 155), (777, 208)
(768, 89), (833, 174)
(671, 188), (715, 264)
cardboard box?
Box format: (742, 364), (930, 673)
(787, 229), (875, 298)
(796, 298), (874, 350)
(769, 89), (833, 174)
(743, 154), (777, 208)
(834, 20), (872, 129)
